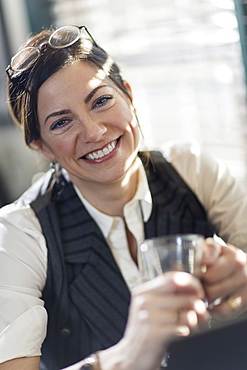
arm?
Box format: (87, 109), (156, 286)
(0, 357), (40, 370)
(0, 204), (47, 365)
(164, 140), (247, 250)
(63, 272), (209, 370)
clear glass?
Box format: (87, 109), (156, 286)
(140, 234), (204, 281)
(49, 25), (82, 48)
(139, 234), (204, 367)
(10, 47), (41, 72)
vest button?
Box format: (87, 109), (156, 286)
(61, 327), (71, 338)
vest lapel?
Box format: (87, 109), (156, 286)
(57, 182), (131, 348)
(143, 151), (216, 239)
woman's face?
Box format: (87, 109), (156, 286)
(36, 61), (140, 186)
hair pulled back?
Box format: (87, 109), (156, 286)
(7, 27), (130, 146)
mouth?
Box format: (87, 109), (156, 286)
(83, 138), (120, 160)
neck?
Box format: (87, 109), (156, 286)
(70, 159), (140, 217)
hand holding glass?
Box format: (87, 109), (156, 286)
(139, 234), (205, 368)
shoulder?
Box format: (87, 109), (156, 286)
(161, 139), (203, 166)
(0, 170), (53, 233)
(16, 170), (54, 208)
(160, 139), (221, 185)
(0, 199), (47, 274)
(0, 201), (42, 236)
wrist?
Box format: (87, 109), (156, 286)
(98, 339), (162, 370)
(98, 346), (124, 370)
(98, 340), (136, 370)
(76, 352), (101, 370)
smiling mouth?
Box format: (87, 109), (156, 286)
(83, 139), (119, 160)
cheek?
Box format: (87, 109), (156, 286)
(122, 108), (140, 147)
(115, 103), (137, 132)
(55, 139), (74, 157)
(126, 109), (139, 142)
(43, 135), (75, 160)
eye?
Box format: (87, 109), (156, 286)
(50, 117), (72, 131)
(91, 95), (113, 110)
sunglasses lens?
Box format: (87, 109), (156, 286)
(49, 26), (80, 48)
(11, 47), (40, 72)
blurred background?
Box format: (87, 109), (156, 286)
(0, 0), (247, 206)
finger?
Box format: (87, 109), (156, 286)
(194, 300), (211, 330)
(176, 309), (198, 330)
(159, 299), (209, 329)
(132, 304), (192, 343)
(227, 244), (247, 267)
(209, 289), (247, 321)
(202, 245), (247, 285)
(135, 272), (205, 299)
(204, 270), (247, 305)
(202, 247), (247, 304)
(201, 238), (221, 266)
(168, 272), (206, 299)
(134, 291), (207, 316)
(209, 296), (242, 321)
(173, 310), (209, 339)
(140, 308), (182, 325)
(179, 301), (210, 329)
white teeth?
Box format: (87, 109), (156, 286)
(103, 147), (110, 155)
(85, 140), (117, 160)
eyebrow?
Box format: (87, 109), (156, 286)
(84, 85), (108, 104)
(45, 109), (71, 124)
(44, 85), (109, 124)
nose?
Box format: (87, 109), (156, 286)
(78, 116), (107, 143)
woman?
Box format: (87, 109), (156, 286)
(1, 25), (247, 370)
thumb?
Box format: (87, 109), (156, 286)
(201, 237), (222, 265)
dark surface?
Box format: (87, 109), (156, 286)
(167, 317), (247, 370)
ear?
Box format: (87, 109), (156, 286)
(30, 139), (56, 162)
(123, 81), (133, 101)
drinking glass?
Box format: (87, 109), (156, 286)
(139, 234), (204, 281)
(139, 234), (205, 367)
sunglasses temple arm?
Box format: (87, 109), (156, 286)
(83, 26), (98, 46)
(5, 66), (13, 82)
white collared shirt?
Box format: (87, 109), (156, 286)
(1, 140), (247, 363)
(74, 157), (152, 290)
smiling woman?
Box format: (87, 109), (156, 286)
(34, 61), (139, 195)
(1, 24), (247, 370)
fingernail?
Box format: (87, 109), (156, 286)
(194, 300), (206, 314)
(173, 272), (191, 286)
(187, 310), (197, 326)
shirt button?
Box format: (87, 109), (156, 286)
(61, 327), (71, 338)
(129, 276), (137, 283)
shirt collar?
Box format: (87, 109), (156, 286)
(72, 157), (152, 238)
(73, 186), (113, 238)
(134, 157), (152, 222)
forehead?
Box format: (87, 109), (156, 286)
(37, 60), (117, 124)
(39, 60), (108, 95)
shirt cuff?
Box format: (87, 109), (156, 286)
(0, 305), (47, 363)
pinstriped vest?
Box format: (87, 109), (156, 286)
(19, 151), (215, 369)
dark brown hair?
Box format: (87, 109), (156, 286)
(7, 26), (131, 146)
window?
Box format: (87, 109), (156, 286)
(52, 0), (247, 186)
